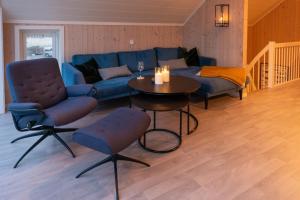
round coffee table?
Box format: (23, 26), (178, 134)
(128, 75), (200, 153)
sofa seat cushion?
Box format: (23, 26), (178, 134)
(196, 77), (240, 94)
(171, 66), (201, 76)
(118, 49), (157, 72)
(94, 76), (133, 98)
(140, 69), (155, 76)
(182, 75), (239, 94)
(133, 67), (200, 78)
(168, 66), (238, 93)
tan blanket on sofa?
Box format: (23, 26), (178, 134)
(200, 66), (246, 87)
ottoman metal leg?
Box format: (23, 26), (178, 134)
(14, 134), (48, 168)
(113, 159), (119, 200)
(116, 154), (150, 167)
(11, 131), (45, 143)
(52, 133), (76, 158)
(75, 156), (112, 178)
(75, 154), (150, 200)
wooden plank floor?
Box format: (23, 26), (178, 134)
(1, 81), (300, 200)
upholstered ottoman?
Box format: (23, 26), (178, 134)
(73, 107), (151, 200)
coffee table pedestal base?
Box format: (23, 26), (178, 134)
(138, 128), (182, 153)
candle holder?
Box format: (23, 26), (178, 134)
(154, 67), (163, 85)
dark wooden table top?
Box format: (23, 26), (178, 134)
(130, 94), (189, 111)
(128, 75), (200, 95)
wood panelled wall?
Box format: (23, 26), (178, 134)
(3, 23), (183, 104)
(183, 0), (246, 67)
(64, 25), (183, 61)
(248, 0), (300, 62)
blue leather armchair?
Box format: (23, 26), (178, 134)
(6, 58), (97, 168)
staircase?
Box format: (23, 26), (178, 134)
(247, 41), (300, 92)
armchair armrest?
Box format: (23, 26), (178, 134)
(8, 102), (45, 116)
(199, 56), (217, 67)
(8, 103), (45, 130)
(66, 84), (97, 97)
(62, 62), (86, 86)
(8, 103), (42, 113)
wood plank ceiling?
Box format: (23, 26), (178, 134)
(1, 0), (286, 25)
(0, 0), (202, 24)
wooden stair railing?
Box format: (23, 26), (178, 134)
(247, 41), (300, 93)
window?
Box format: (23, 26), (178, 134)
(23, 31), (58, 60)
(15, 26), (64, 68)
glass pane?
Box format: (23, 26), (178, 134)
(25, 34), (54, 60)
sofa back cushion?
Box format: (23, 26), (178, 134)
(94, 53), (119, 68)
(72, 53), (119, 68)
(72, 54), (96, 66)
(155, 47), (185, 61)
(118, 49), (157, 72)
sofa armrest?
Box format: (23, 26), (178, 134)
(199, 56), (217, 67)
(66, 84), (97, 97)
(62, 62), (86, 86)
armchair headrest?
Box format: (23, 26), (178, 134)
(6, 58), (67, 108)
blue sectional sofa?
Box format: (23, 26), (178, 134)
(62, 47), (244, 109)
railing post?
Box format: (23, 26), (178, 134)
(268, 41), (276, 88)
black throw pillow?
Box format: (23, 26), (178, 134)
(75, 58), (102, 83)
(184, 48), (200, 66)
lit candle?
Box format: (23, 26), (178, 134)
(219, 17), (223, 23)
(155, 68), (163, 85)
(162, 66), (170, 83)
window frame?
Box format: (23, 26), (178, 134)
(14, 25), (64, 68)
(0, 8), (4, 114)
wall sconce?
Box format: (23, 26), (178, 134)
(215, 4), (229, 27)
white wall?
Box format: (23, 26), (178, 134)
(183, 0), (246, 66)
(0, 8), (5, 114)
